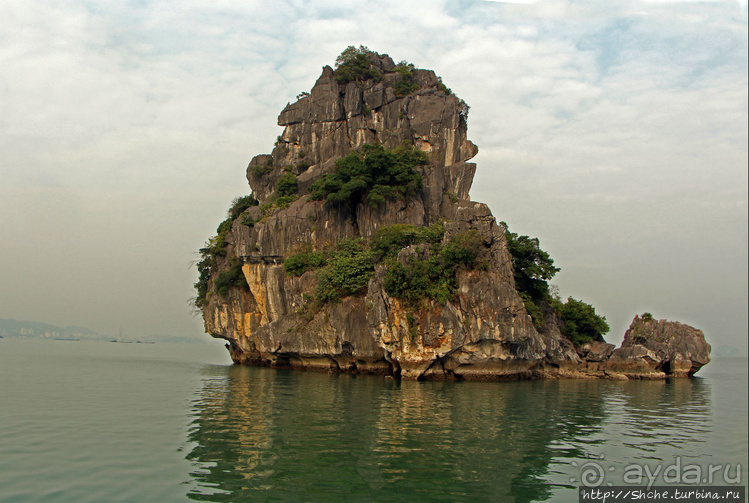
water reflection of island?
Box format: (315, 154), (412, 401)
(185, 368), (710, 502)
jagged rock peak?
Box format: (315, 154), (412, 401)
(247, 47), (477, 206)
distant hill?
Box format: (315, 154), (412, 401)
(0, 318), (101, 340)
(712, 345), (748, 357)
(0, 319), (207, 343)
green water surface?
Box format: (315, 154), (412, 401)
(0, 338), (746, 502)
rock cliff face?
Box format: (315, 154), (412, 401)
(198, 51), (709, 380)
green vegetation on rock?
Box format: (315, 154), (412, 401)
(276, 172), (298, 197)
(384, 230), (482, 306)
(283, 223), (484, 309)
(228, 194), (259, 218)
(502, 222), (559, 328)
(249, 159), (273, 177)
(557, 297), (610, 346)
(259, 194), (300, 220)
(393, 62), (420, 98)
(332, 46), (442, 100)
(370, 222), (444, 260)
(193, 256), (212, 309)
(308, 143), (426, 209)
(502, 222), (609, 345)
(441, 231), (483, 270)
(315, 239), (376, 303)
(334, 45), (381, 84)
(193, 195), (258, 308)
(437, 77), (452, 96)
(214, 259), (248, 298)
(284, 239), (376, 305)
(283, 245), (327, 277)
(503, 223), (559, 303)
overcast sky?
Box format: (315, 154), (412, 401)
(1, 0), (746, 350)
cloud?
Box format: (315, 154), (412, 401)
(0, 0), (746, 347)
(484, 0), (538, 4)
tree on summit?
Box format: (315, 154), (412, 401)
(334, 45), (381, 84)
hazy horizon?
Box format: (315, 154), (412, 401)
(1, 0), (746, 352)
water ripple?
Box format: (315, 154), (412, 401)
(1, 340), (744, 503)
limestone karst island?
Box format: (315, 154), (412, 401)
(195, 47), (711, 380)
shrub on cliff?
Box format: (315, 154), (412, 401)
(441, 230), (482, 270)
(193, 195), (261, 307)
(501, 224), (609, 344)
(315, 239), (376, 303)
(276, 172), (298, 197)
(393, 62), (420, 98)
(284, 246), (327, 276)
(437, 77), (452, 96)
(370, 222), (444, 260)
(308, 143), (426, 209)
(503, 224), (559, 303)
(228, 194), (259, 219)
(384, 256), (444, 305)
(193, 256), (213, 309)
(501, 223), (560, 328)
(214, 259), (248, 298)
(249, 159), (273, 177)
(383, 230), (484, 306)
(281, 224), (483, 307)
(334, 45), (381, 84)
(207, 194), (261, 257)
(558, 297), (610, 346)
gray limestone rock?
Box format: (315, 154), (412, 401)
(578, 341), (616, 362)
(199, 53), (710, 380)
(618, 314), (711, 376)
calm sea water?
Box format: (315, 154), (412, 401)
(0, 338), (746, 502)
